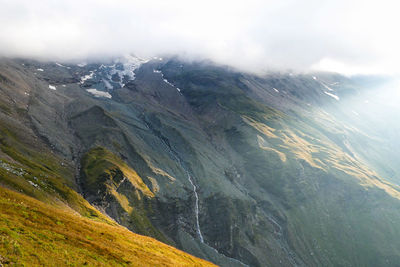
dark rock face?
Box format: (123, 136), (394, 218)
(2, 57), (400, 266)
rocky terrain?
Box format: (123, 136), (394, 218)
(1, 56), (400, 266)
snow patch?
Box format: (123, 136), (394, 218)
(324, 91), (339, 100)
(154, 69), (182, 93)
(76, 55), (148, 91)
(48, 85), (56, 90)
(315, 77), (335, 91)
(37, 68), (44, 72)
(56, 62), (70, 69)
(273, 88), (279, 93)
(321, 82), (334, 91)
(86, 89), (112, 99)
(109, 54), (148, 83)
(80, 71), (94, 84)
(77, 63), (87, 67)
(163, 78), (173, 87)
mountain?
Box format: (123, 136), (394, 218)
(1, 56), (400, 266)
(0, 186), (215, 266)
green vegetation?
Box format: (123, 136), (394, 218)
(0, 186), (216, 266)
(81, 147), (168, 243)
(0, 121), (108, 221)
(81, 147), (154, 197)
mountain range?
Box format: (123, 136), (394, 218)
(1, 56), (400, 266)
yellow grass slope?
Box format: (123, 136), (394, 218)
(0, 186), (216, 267)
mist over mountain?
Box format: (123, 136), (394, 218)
(1, 0), (400, 74)
(0, 55), (399, 266)
(1, 1), (400, 267)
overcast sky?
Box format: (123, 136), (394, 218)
(0, 0), (399, 74)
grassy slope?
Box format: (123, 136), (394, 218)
(80, 147), (168, 243)
(81, 147), (154, 198)
(0, 186), (216, 267)
(0, 120), (106, 221)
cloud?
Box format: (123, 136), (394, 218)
(0, 0), (399, 74)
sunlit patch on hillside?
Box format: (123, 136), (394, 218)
(0, 187), (216, 266)
(257, 135), (287, 162)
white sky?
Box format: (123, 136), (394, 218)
(0, 0), (399, 75)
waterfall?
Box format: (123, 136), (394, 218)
(144, 119), (204, 242)
(185, 170), (204, 242)
(143, 119), (251, 265)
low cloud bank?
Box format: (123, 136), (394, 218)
(1, 0), (399, 75)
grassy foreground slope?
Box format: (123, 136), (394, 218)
(0, 186), (216, 266)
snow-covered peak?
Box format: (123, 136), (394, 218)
(111, 54), (149, 80)
(79, 55), (149, 91)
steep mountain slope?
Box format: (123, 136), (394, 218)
(0, 59), (215, 267)
(0, 186), (216, 266)
(1, 56), (400, 266)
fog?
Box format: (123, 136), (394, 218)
(1, 0), (400, 74)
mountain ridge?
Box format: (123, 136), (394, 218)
(1, 56), (400, 266)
